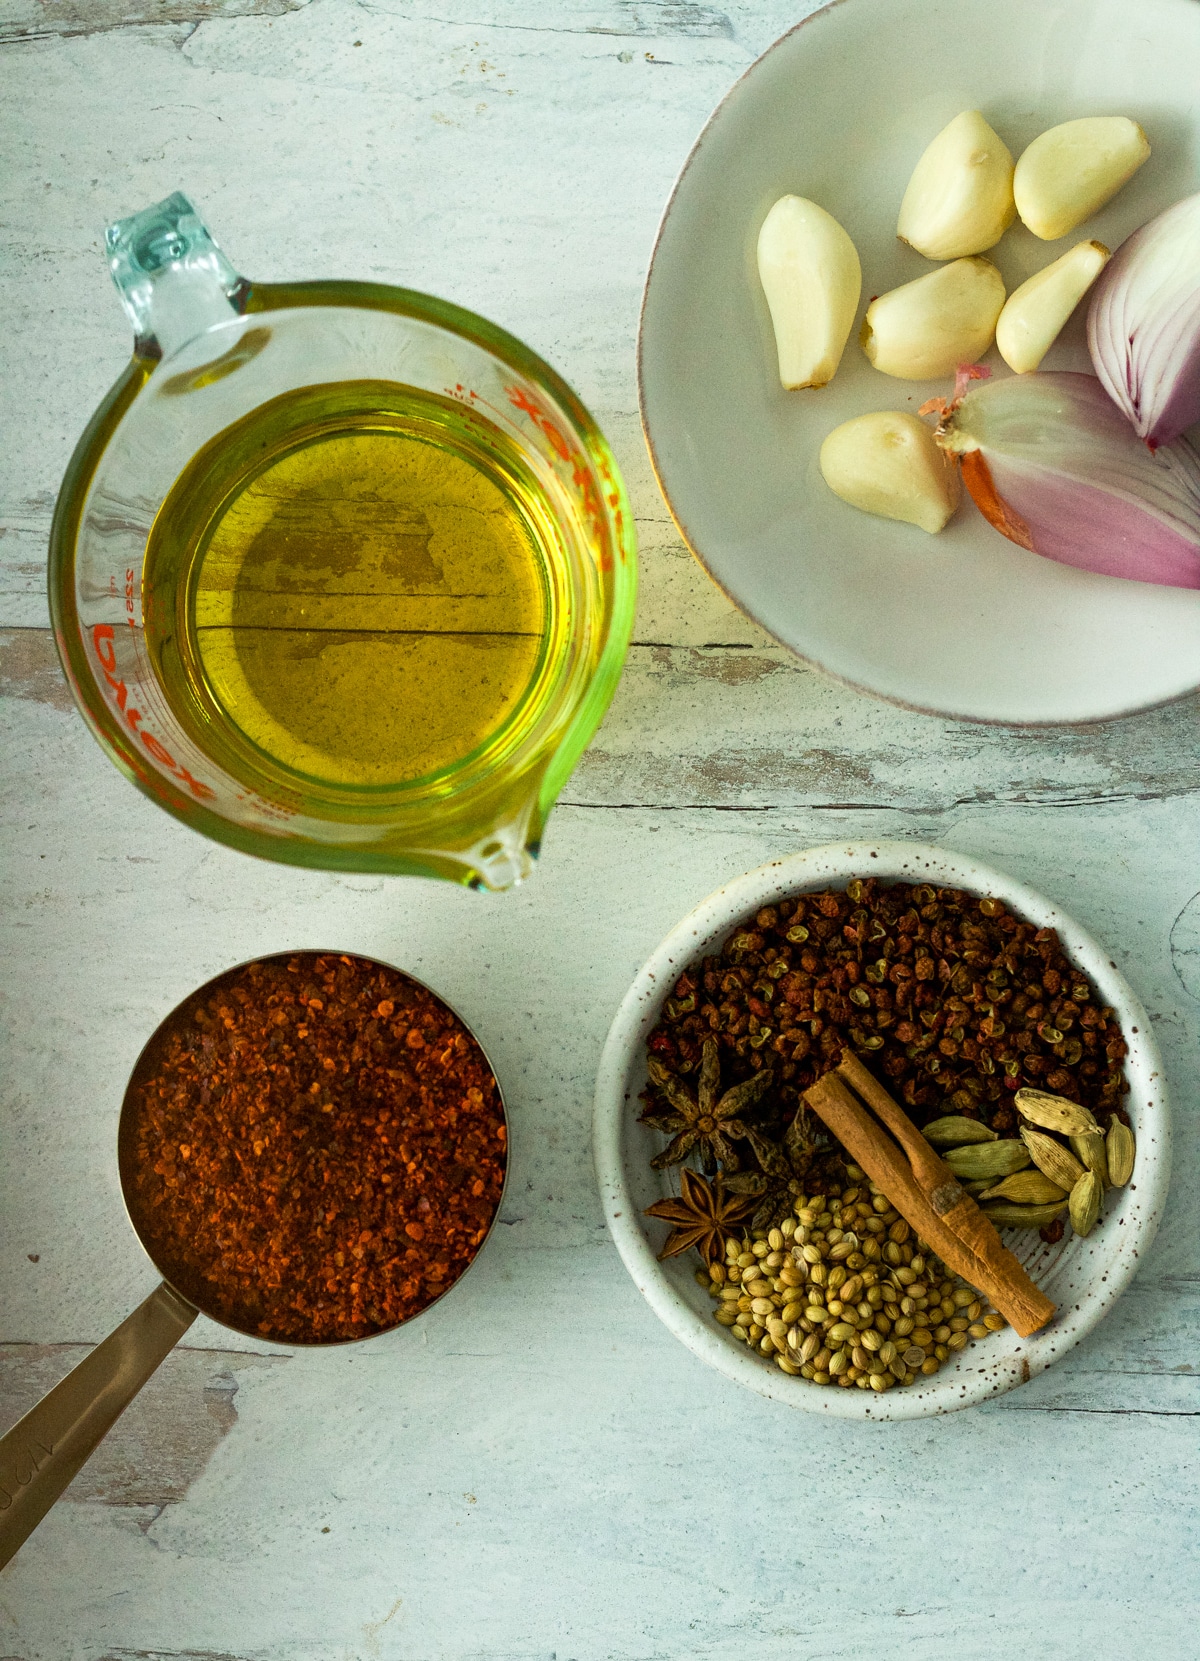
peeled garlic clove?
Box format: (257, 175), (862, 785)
(934, 370), (1200, 588)
(1014, 116), (1150, 240)
(897, 110), (1016, 259)
(1088, 192), (1200, 445)
(996, 240), (1109, 372)
(819, 411), (960, 533)
(861, 257), (1005, 380)
(757, 196), (862, 389)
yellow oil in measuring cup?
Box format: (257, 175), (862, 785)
(49, 194), (637, 887)
(143, 380), (569, 792)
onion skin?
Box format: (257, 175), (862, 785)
(958, 451), (1034, 549)
(935, 371), (1200, 588)
(1087, 192), (1200, 447)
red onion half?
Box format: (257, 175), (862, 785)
(934, 370), (1200, 588)
(1088, 192), (1200, 447)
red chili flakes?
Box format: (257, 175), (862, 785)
(122, 953), (506, 1344)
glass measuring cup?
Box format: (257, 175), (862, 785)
(0, 951), (508, 1568)
(48, 195), (636, 889)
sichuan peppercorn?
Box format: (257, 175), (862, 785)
(644, 879), (1128, 1145)
(121, 953), (507, 1344)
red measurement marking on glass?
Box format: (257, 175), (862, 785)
(90, 624), (215, 801)
(505, 384), (571, 460)
(446, 383), (621, 570)
(503, 384), (618, 563)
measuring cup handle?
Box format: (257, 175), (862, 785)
(105, 192), (245, 359)
(0, 1281), (196, 1568)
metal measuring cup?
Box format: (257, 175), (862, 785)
(0, 952), (507, 1568)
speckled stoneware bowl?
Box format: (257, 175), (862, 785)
(594, 842), (1170, 1419)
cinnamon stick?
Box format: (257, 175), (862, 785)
(803, 1059), (1055, 1338)
(837, 1051), (961, 1207)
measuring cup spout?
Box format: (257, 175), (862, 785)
(0, 1282), (196, 1568)
(105, 192), (245, 359)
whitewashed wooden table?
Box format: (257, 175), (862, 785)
(2, 3), (1198, 1657)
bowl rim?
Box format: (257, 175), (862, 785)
(593, 840), (1171, 1419)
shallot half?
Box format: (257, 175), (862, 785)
(931, 368), (1200, 588)
(1088, 191), (1200, 446)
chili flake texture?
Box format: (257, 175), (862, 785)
(123, 953), (506, 1343)
(645, 880), (1129, 1146)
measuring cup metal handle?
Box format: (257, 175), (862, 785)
(0, 1282), (196, 1569)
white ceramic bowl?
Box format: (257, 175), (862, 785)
(638, 0), (1200, 723)
(594, 842), (1170, 1418)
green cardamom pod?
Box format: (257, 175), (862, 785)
(943, 1139), (1032, 1179)
(1014, 1088), (1099, 1137)
(1020, 1127), (1086, 1191)
(981, 1199), (1068, 1229)
(1068, 1169), (1103, 1238)
(1106, 1118), (1136, 1187)
(978, 1170), (1067, 1205)
(1070, 1129), (1109, 1188)
(922, 1115), (999, 1146)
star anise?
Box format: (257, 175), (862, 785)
(639, 1038), (773, 1174)
(643, 1167), (759, 1267)
(722, 1105), (832, 1231)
